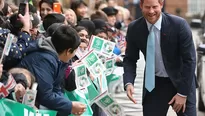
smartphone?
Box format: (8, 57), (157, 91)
(18, 3), (26, 16)
(53, 3), (61, 13)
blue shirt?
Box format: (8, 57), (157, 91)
(145, 14), (169, 77)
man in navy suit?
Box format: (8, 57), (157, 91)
(123, 0), (197, 115)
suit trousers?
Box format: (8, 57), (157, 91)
(143, 77), (196, 116)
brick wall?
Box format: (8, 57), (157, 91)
(165, 0), (188, 18)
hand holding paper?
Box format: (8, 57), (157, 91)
(15, 83), (26, 102)
(22, 83), (38, 107)
(71, 101), (86, 115)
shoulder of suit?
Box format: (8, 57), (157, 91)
(163, 13), (186, 24)
(128, 17), (145, 28)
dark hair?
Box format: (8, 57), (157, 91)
(77, 19), (95, 36)
(12, 73), (29, 89)
(39, 0), (58, 10)
(9, 13), (23, 36)
(8, 13), (40, 36)
(46, 23), (63, 36)
(70, 0), (87, 20)
(74, 26), (88, 33)
(51, 25), (81, 54)
(92, 19), (109, 30)
(0, 15), (9, 28)
(39, 0), (63, 19)
(90, 10), (108, 21)
(140, 0), (164, 3)
(43, 13), (65, 30)
(70, 0), (87, 12)
(94, 28), (107, 35)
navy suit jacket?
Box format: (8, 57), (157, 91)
(123, 13), (197, 98)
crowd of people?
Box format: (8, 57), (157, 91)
(0, 0), (131, 116)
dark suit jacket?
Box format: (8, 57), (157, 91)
(123, 13), (197, 99)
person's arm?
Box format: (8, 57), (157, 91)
(123, 23), (139, 104)
(7, 2), (32, 60)
(168, 18), (196, 113)
(7, 32), (32, 59)
(123, 22), (140, 89)
(177, 19), (196, 96)
(30, 58), (73, 115)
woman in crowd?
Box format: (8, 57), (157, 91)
(75, 26), (89, 42)
(39, 0), (60, 20)
(70, 0), (88, 23)
(64, 8), (77, 26)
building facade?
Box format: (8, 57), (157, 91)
(187, 0), (205, 16)
(165, 0), (188, 18)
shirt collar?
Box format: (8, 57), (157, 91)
(146, 13), (162, 31)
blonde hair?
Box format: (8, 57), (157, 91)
(63, 8), (77, 25)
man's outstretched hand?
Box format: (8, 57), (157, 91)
(126, 84), (137, 104)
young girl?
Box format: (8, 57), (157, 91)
(64, 8), (77, 26)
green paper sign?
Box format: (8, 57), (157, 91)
(94, 91), (124, 116)
(98, 95), (114, 107)
(86, 79), (100, 104)
(64, 90), (93, 116)
(107, 103), (123, 115)
(0, 98), (57, 116)
(76, 65), (86, 77)
(104, 58), (115, 76)
(81, 51), (106, 77)
(85, 52), (98, 67)
(106, 60), (113, 69)
(106, 74), (120, 86)
(74, 63), (90, 89)
(92, 37), (104, 51)
(89, 36), (115, 57)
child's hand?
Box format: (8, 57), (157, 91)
(15, 83), (26, 102)
(72, 60), (81, 67)
(18, 3), (31, 34)
(71, 101), (86, 115)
